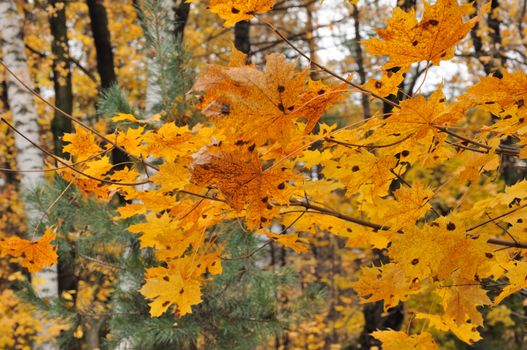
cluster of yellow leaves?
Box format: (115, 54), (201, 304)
(0, 289), (66, 350)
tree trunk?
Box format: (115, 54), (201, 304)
(352, 4), (370, 118)
(234, 21), (251, 54)
(0, 1), (58, 349)
(174, 0), (190, 41)
(86, 0), (117, 89)
(47, 4), (80, 316)
(86, 0), (129, 170)
(48, 0), (73, 157)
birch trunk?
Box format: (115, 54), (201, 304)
(0, 1), (59, 349)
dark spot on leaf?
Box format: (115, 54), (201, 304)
(352, 165), (360, 172)
(278, 103), (285, 112)
(221, 104), (230, 115)
(412, 40), (418, 46)
(375, 81), (382, 89)
(231, 7), (240, 13)
(411, 258), (419, 265)
(277, 182), (286, 190)
(277, 85), (285, 93)
(446, 222), (456, 231)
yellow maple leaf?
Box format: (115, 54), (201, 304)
(494, 261), (527, 305)
(415, 313), (482, 344)
(364, 0), (489, 69)
(351, 263), (420, 311)
(141, 254), (222, 317)
(362, 69), (406, 97)
(374, 181), (433, 232)
(371, 330), (439, 350)
(259, 231), (309, 253)
(207, 0), (276, 26)
(63, 126), (102, 161)
(0, 227), (58, 273)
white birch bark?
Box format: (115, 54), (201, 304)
(0, 1), (59, 349)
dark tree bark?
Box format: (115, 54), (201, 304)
(86, 0), (117, 89)
(48, 0), (73, 158)
(174, 0), (190, 41)
(352, 4), (370, 119)
(234, 21), (251, 54)
(86, 0), (128, 169)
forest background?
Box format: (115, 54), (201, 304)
(0, 0), (527, 349)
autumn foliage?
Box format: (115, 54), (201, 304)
(2, 0), (527, 348)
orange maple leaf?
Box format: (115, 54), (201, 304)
(193, 52), (346, 146)
(0, 227), (58, 273)
(191, 145), (298, 228)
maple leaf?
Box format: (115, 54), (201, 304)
(141, 254), (222, 317)
(362, 69), (406, 97)
(351, 263), (420, 311)
(462, 71), (527, 116)
(460, 71), (527, 135)
(112, 113), (161, 124)
(0, 227), (58, 273)
(207, 0), (276, 26)
(376, 87), (457, 141)
(114, 126), (146, 158)
(150, 161), (190, 192)
(440, 273), (490, 327)
(191, 145), (298, 228)
(323, 148), (397, 199)
(364, 0), (489, 69)
(193, 52), (345, 146)
(374, 181), (433, 232)
(494, 261), (527, 304)
(415, 313), (482, 344)
(143, 123), (211, 162)
(63, 126), (102, 161)
(259, 231), (309, 253)
(371, 330), (439, 350)
(141, 266), (203, 317)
